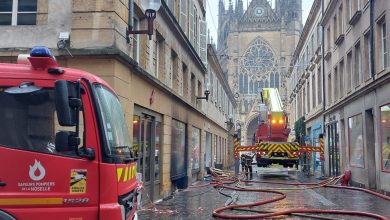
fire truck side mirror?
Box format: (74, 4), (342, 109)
(55, 80), (81, 126)
(55, 131), (80, 152)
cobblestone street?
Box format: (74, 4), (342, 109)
(138, 167), (390, 220)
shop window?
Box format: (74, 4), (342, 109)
(171, 119), (187, 180)
(348, 114), (364, 168)
(132, 116), (142, 176)
(155, 121), (161, 180)
(380, 105), (390, 171)
(132, 116), (140, 159)
(191, 126), (200, 171)
(0, 0), (37, 25)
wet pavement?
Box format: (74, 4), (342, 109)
(137, 167), (390, 219)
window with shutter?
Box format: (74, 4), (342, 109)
(188, 1), (194, 45)
(180, 0), (187, 34)
(199, 19), (207, 65)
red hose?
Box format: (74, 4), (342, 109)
(325, 185), (390, 201)
(206, 173), (389, 219)
(213, 208), (389, 219)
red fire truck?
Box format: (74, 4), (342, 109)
(254, 88), (300, 168)
(0, 47), (140, 219)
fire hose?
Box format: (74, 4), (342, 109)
(198, 168), (390, 219)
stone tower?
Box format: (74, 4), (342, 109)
(217, 0), (302, 145)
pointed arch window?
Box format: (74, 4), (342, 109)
(275, 73), (280, 89)
(270, 73), (275, 88)
(265, 79), (269, 88)
(243, 74), (248, 94)
(249, 80), (254, 94)
(254, 81), (259, 94)
(259, 80), (264, 92)
(239, 74), (244, 93)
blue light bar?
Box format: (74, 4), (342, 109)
(30, 46), (56, 61)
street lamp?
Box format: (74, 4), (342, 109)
(126, 0), (161, 42)
(196, 83), (210, 101)
(225, 114), (234, 129)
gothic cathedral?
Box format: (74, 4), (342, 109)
(217, 0), (302, 145)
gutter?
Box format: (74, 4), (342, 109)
(369, 0), (376, 80)
(321, 0), (326, 131)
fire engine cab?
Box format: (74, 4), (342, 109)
(0, 47), (140, 219)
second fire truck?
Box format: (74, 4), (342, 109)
(254, 88), (300, 168)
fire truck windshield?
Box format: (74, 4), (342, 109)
(93, 84), (134, 163)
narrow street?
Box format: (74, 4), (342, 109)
(138, 166), (390, 219)
(1, 0), (390, 219)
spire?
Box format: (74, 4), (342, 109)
(228, 0), (233, 12)
(275, 0), (280, 14)
(237, 0), (243, 16)
(219, 0), (225, 15)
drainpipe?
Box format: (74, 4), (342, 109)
(321, 0), (326, 117)
(126, 0), (134, 43)
(321, 0), (326, 178)
(369, 0), (376, 80)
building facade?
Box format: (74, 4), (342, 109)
(287, 0), (324, 177)
(287, 0), (390, 194)
(206, 44), (237, 171)
(217, 0), (302, 145)
(0, 0), (236, 202)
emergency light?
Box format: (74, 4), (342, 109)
(26, 46), (59, 70)
(30, 46), (57, 61)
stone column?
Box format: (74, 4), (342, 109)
(187, 125), (193, 182)
(160, 115), (172, 198)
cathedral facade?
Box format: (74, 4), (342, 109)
(217, 0), (303, 144)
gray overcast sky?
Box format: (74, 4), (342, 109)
(206, 0), (315, 46)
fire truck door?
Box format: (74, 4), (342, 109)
(0, 82), (99, 220)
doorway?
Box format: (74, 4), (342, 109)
(327, 122), (340, 176)
(133, 113), (161, 203)
(205, 132), (212, 174)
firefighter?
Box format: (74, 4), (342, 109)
(240, 154), (246, 173)
(241, 153), (254, 177)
